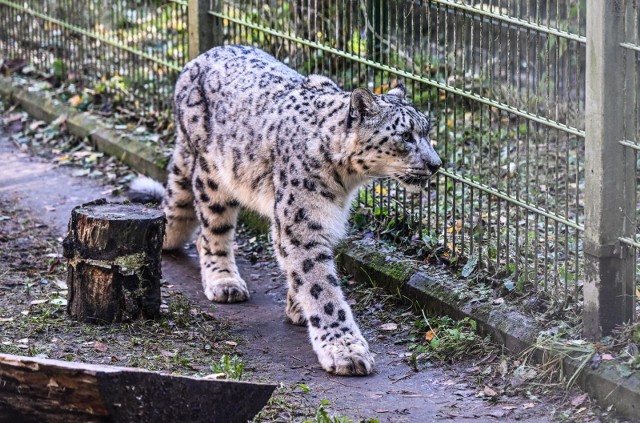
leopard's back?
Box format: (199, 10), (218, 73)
(173, 45), (345, 218)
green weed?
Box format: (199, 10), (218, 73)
(408, 313), (486, 364)
(210, 354), (244, 380)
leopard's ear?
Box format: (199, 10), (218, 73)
(349, 88), (379, 120)
(387, 83), (406, 98)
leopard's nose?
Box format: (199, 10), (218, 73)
(427, 158), (442, 174)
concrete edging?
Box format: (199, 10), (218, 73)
(1, 76), (638, 421)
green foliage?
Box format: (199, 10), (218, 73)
(210, 354), (244, 380)
(408, 314), (483, 364)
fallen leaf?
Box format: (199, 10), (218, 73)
(498, 359), (509, 377)
(224, 340), (238, 347)
(601, 353), (614, 360)
(483, 386), (498, 397)
(30, 299), (48, 305)
(570, 393), (588, 407)
(461, 254), (478, 278)
(0, 317), (14, 323)
(44, 205), (56, 212)
(53, 279), (68, 290)
(523, 403), (535, 409)
(94, 341), (108, 352)
(50, 298), (67, 306)
(379, 323), (398, 331)
(68, 95), (83, 107)
(425, 329), (438, 341)
(374, 84), (389, 95)
(28, 120), (46, 131)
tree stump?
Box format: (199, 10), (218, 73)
(63, 199), (165, 323)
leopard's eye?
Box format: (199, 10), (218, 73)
(401, 132), (414, 143)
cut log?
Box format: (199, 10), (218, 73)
(0, 353), (277, 423)
(63, 199), (165, 323)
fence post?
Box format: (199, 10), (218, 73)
(583, 0), (636, 339)
(188, 0), (223, 60)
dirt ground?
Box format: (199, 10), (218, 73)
(0, 132), (622, 422)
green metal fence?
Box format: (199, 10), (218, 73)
(0, 0), (187, 122)
(0, 0), (638, 333)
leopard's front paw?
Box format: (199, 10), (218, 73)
(316, 333), (375, 376)
(203, 277), (249, 303)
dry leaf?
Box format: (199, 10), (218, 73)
(570, 393), (588, 407)
(498, 359), (509, 377)
(68, 95), (83, 107)
(522, 403), (535, 409)
(425, 329), (438, 341)
(483, 386), (498, 397)
(94, 341), (108, 352)
(379, 323), (398, 331)
(374, 84), (389, 95)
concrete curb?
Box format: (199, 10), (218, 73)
(1, 76), (638, 421)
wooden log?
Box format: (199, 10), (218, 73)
(63, 199), (165, 323)
(0, 353), (277, 423)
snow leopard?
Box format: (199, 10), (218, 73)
(130, 45), (441, 376)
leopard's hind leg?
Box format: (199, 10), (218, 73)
(192, 164), (249, 303)
(162, 137), (199, 250)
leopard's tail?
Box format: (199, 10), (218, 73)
(128, 176), (165, 205)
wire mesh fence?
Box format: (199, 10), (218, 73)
(0, 0), (638, 321)
(0, 0), (188, 123)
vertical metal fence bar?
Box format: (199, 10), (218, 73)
(583, 0), (637, 339)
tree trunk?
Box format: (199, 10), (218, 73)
(63, 199), (165, 323)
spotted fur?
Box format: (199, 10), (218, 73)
(130, 45), (441, 376)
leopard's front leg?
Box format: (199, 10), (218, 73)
(276, 212), (374, 376)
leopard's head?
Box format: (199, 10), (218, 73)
(345, 85), (441, 192)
